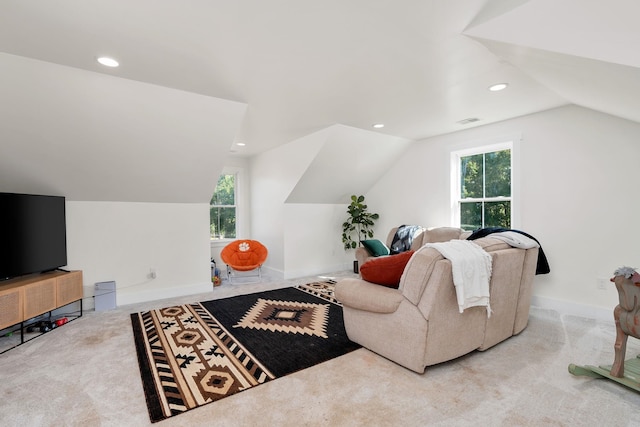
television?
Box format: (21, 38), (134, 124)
(0, 192), (67, 281)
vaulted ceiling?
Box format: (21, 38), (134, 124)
(1, 0), (638, 202)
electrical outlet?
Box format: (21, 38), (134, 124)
(597, 277), (609, 290)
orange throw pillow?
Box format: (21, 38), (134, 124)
(359, 250), (414, 288)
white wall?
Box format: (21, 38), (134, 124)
(250, 124), (415, 279)
(366, 105), (640, 319)
(244, 104), (640, 320)
(283, 203), (352, 278)
(66, 201), (212, 308)
(250, 128), (353, 278)
(250, 130), (322, 277)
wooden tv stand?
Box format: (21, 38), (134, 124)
(0, 270), (83, 353)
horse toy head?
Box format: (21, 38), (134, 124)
(611, 266), (640, 283)
(611, 266), (640, 311)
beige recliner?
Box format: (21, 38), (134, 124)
(335, 234), (539, 373)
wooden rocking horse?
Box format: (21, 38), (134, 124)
(611, 267), (640, 377)
(569, 266), (640, 391)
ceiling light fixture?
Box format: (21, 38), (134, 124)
(488, 83), (508, 92)
(236, 142), (246, 146)
(97, 56), (119, 67)
(372, 123), (384, 129)
(457, 117), (481, 125)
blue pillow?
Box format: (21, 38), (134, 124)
(361, 239), (390, 257)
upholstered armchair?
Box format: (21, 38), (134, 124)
(336, 235), (539, 373)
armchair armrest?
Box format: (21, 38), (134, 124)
(334, 278), (404, 314)
(355, 247), (371, 270)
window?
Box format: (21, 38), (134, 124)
(453, 143), (512, 231)
(210, 174), (236, 239)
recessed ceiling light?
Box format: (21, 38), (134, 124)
(236, 142), (246, 146)
(372, 123), (384, 129)
(488, 83), (508, 92)
(97, 56), (119, 67)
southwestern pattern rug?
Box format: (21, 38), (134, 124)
(130, 281), (359, 423)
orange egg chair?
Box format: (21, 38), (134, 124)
(220, 239), (268, 283)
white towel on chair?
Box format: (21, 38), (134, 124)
(424, 240), (493, 317)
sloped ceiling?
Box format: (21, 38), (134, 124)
(466, 0), (640, 68)
(464, 0), (640, 125)
(0, 0), (571, 158)
(0, 0), (638, 203)
(464, 41), (640, 126)
(0, 53), (247, 202)
(285, 125), (412, 204)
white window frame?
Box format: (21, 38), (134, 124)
(450, 136), (520, 230)
(210, 167), (245, 242)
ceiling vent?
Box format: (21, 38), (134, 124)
(457, 117), (481, 125)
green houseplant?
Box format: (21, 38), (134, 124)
(342, 195), (379, 251)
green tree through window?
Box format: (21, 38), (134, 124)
(458, 148), (511, 231)
(210, 174), (236, 239)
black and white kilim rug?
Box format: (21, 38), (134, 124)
(130, 281), (359, 423)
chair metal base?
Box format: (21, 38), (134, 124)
(226, 265), (263, 284)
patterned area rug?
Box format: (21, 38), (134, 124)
(130, 281), (359, 423)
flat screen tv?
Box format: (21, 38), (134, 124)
(0, 192), (67, 281)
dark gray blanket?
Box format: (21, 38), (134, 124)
(390, 225), (422, 255)
(466, 227), (550, 275)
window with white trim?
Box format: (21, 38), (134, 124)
(452, 143), (512, 231)
(210, 173), (237, 239)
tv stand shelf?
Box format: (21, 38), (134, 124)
(0, 270), (83, 353)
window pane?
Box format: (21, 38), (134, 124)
(210, 173), (237, 239)
(210, 207), (236, 239)
(460, 154), (483, 198)
(484, 201), (511, 228)
(485, 150), (511, 198)
(211, 174), (235, 206)
(460, 202), (482, 231)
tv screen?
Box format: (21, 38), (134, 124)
(0, 192), (67, 281)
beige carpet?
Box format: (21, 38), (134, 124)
(1, 271), (640, 426)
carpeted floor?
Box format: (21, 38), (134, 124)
(131, 283), (359, 422)
(2, 271), (640, 426)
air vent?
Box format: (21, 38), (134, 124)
(457, 117), (481, 125)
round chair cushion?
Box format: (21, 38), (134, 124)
(220, 239), (268, 271)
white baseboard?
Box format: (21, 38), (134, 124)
(531, 295), (614, 324)
(117, 281), (213, 307)
(260, 266), (284, 281)
(282, 263), (352, 280)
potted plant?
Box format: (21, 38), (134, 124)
(342, 195), (379, 272)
